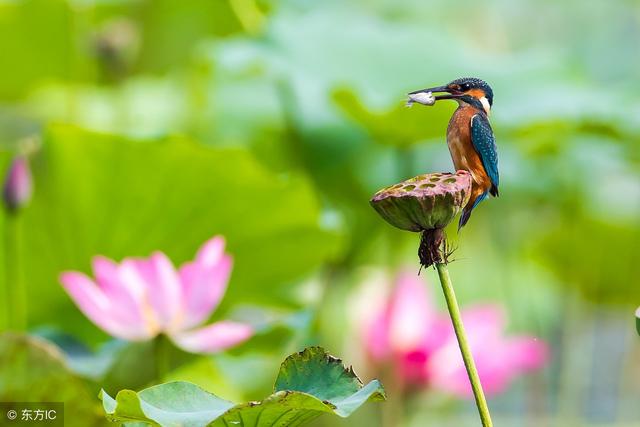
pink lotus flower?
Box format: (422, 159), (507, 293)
(363, 271), (548, 397)
(60, 236), (253, 354)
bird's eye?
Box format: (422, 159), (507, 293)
(460, 83), (470, 91)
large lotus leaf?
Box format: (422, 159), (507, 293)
(0, 333), (102, 427)
(0, 125), (339, 342)
(101, 347), (385, 426)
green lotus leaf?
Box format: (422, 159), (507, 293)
(100, 346), (385, 426)
(0, 333), (101, 427)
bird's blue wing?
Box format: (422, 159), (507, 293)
(471, 113), (499, 194)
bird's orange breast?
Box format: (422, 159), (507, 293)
(446, 106), (492, 193)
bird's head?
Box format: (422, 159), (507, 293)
(410, 77), (493, 115)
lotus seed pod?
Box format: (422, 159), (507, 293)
(370, 171), (472, 232)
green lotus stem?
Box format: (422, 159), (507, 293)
(5, 215), (27, 330)
(0, 240), (7, 329)
(154, 335), (171, 380)
(436, 262), (493, 427)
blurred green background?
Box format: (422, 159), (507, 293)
(0, 0), (639, 426)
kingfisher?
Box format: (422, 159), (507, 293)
(409, 77), (499, 229)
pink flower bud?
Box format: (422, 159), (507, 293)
(3, 156), (33, 212)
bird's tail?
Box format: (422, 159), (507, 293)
(458, 191), (488, 230)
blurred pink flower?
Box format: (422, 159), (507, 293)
(3, 155), (33, 212)
(60, 236), (253, 354)
(363, 271), (548, 398)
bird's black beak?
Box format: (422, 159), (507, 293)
(408, 85), (458, 101)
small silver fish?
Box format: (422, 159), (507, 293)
(406, 91), (435, 108)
